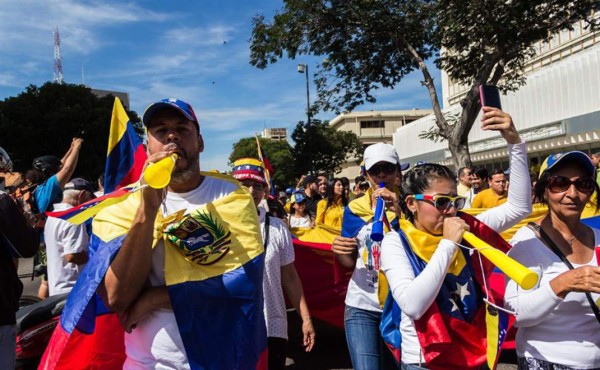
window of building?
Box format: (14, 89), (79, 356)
(360, 120), (385, 128)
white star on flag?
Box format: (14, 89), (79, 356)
(453, 282), (471, 301)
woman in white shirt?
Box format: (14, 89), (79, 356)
(505, 151), (600, 369)
(381, 107), (531, 369)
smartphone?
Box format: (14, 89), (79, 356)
(479, 85), (502, 110)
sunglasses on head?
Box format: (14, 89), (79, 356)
(547, 176), (596, 194)
(367, 163), (396, 175)
(412, 194), (466, 211)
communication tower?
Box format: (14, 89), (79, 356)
(53, 27), (63, 84)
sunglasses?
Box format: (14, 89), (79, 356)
(367, 163), (396, 175)
(412, 194), (466, 211)
(547, 176), (596, 194)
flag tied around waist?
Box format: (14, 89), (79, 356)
(39, 173), (267, 370)
(381, 212), (511, 370)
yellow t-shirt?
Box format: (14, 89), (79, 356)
(471, 188), (507, 209)
(315, 198), (345, 229)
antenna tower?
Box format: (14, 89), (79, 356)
(53, 27), (64, 84)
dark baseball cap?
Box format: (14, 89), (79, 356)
(302, 175), (318, 187)
(64, 178), (95, 194)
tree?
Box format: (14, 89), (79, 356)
(0, 82), (143, 180)
(250, 0), (599, 168)
(290, 119), (363, 176)
(228, 137), (295, 189)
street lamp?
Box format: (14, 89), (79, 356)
(297, 63), (311, 124)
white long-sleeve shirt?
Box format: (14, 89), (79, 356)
(504, 226), (600, 368)
(381, 142), (531, 364)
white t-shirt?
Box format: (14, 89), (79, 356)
(259, 208), (295, 339)
(44, 203), (89, 296)
(380, 142), (531, 364)
(345, 222), (383, 312)
(124, 176), (238, 370)
(289, 214), (311, 228)
(505, 226), (600, 368)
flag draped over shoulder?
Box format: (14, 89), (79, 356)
(290, 224), (351, 328)
(103, 97), (146, 193)
(381, 213), (511, 370)
(40, 173), (267, 370)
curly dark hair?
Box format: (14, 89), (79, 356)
(400, 163), (457, 222)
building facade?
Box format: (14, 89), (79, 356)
(261, 127), (288, 141)
(330, 109), (433, 178)
(394, 19), (600, 171)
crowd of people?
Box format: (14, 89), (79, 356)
(1, 99), (600, 370)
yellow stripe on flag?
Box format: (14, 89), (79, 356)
(107, 97), (131, 155)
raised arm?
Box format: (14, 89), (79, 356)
(56, 138), (84, 188)
(477, 108), (531, 231)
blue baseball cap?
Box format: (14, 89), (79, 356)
(291, 192), (307, 204)
(143, 98), (200, 133)
(539, 151), (596, 179)
(285, 187), (295, 195)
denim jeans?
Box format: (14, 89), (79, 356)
(0, 325), (16, 370)
(344, 305), (399, 370)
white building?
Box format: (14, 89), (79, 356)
(261, 127), (288, 141)
(393, 19), (600, 170)
(330, 109), (433, 178)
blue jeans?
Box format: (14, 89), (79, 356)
(344, 305), (399, 370)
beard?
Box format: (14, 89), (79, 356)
(171, 151), (200, 184)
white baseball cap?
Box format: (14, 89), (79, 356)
(364, 143), (400, 170)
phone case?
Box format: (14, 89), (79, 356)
(479, 85), (502, 109)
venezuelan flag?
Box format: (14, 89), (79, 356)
(381, 213), (511, 370)
(291, 224), (351, 328)
(40, 173), (267, 370)
(45, 186), (135, 224)
(255, 135), (275, 196)
(103, 97), (146, 193)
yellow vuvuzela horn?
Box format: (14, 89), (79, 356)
(143, 154), (178, 189)
(463, 231), (538, 290)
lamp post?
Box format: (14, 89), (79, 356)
(297, 63), (311, 124)
(297, 63), (314, 173)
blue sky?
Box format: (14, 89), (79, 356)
(0, 0), (441, 172)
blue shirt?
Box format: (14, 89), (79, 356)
(34, 175), (61, 213)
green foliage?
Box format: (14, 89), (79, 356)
(228, 137), (295, 188)
(291, 119), (363, 176)
(250, 0), (599, 167)
(0, 82), (143, 180)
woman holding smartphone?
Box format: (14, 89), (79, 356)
(380, 107), (531, 369)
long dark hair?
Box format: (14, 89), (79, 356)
(534, 162), (600, 213)
(400, 163), (457, 223)
(325, 178), (348, 209)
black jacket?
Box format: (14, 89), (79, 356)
(0, 191), (38, 325)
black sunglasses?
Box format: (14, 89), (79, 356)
(367, 163), (396, 175)
(547, 176), (596, 194)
